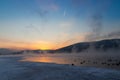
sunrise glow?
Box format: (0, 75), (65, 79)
(0, 0), (120, 50)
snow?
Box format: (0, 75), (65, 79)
(0, 55), (120, 80)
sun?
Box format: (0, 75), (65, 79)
(39, 45), (51, 50)
(32, 42), (55, 50)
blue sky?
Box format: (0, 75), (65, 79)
(0, 0), (120, 50)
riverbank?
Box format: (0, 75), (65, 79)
(0, 55), (120, 80)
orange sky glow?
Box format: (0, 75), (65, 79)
(0, 34), (85, 50)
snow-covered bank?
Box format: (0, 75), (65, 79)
(0, 55), (120, 80)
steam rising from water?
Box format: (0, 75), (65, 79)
(86, 13), (103, 41)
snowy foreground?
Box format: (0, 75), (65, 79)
(0, 55), (120, 80)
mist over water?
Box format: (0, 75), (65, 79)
(21, 51), (120, 70)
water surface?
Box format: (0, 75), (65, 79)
(21, 53), (120, 69)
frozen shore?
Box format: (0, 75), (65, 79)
(0, 55), (120, 80)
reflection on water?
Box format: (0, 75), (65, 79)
(21, 54), (78, 65)
(21, 54), (120, 69)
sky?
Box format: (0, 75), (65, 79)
(0, 0), (120, 50)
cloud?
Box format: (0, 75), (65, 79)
(85, 13), (103, 41)
(84, 30), (120, 42)
(98, 30), (120, 40)
(105, 31), (120, 38)
(36, 9), (49, 17)
(76, 0), (112, 41)
(25, 24), (41, 35)
(0, 38), (30, 44)
(56, 33), (86, 49)
(71, 0), (111, 9)
(35, 0), (59, 17)
(49, 4), (59, 11)
(71, 0), (90, 7)
(63, 8), (66, 17)
(0, 38), (56, 50)
(71, 0), (92, 16)
(59, 20), (75, 28)
(0, 38), (33, 50)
